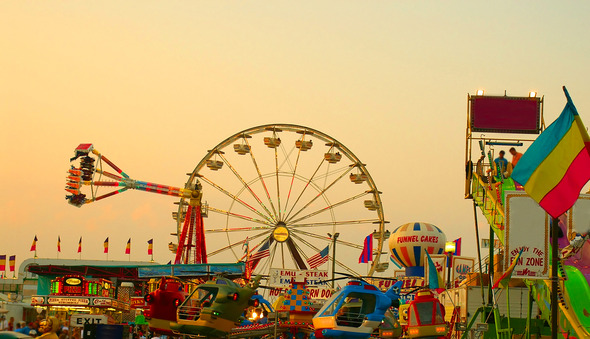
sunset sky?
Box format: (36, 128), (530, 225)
(1, 1), (590, 275)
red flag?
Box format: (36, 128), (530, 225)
(9, 256), (15, 272)
(125, 238), (131, 254)
(359, 234), (373, 263)
(57, 236), (61, 253)
(77, 237), (82, 253)
(147, 239), (153, 255)
(30, 235), (38, 252)
(0, 255), (6, 272)
(104, 238), (109, 254)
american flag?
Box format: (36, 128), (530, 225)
(307, 246), (329, 269)
(249, 239), (271, 262)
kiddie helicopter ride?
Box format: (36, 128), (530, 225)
(170, 275), (262, 338)
(397, 289), (448, 339)
(308, 267), (452, 339)
(312, 278), (402, 339)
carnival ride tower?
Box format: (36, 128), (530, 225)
(464, 91), (590, 338)
(66, 143), (206, 264)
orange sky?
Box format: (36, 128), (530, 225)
(1, 1), (590, 276)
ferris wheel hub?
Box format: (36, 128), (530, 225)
(272, 222), (290, 242)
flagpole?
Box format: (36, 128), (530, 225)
(551, 216), (558, 339)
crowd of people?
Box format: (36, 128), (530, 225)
(1, 314), (166, 338)
(1, 315), (74, 339)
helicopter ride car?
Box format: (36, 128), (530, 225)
(312, 279), (403, 339)
(170, 275), (261, 338)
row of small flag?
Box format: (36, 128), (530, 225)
(0, 255), (17, 275)
(30, 236), (154, 255)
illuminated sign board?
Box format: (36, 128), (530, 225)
(470, 96), (541, 134)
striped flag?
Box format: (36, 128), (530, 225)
(104, 238), (109, 254)
(77, 237), (82, 253)
(492, 248), (524, 289)
(307, 246), (330, 269)
(57, 236), (61, 253)
(249, 239), (270, 262)
(147, 239), (153, 255)
(9, 256), (15, 272)
(125, 238), (131, 254)
(30, 235), (38, 252)
(359, 234), (373, 264)
(453, 238), (462, 256)
(0, 255), (5, 272)
(512, 87), (590, 218)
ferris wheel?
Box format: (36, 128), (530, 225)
(175, 124), (387, 276)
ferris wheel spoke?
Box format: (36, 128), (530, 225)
(278, 142), (296, 173)
(209, 230), (271, 257)
(207, 206), (273, 226)
(288, 191), (369, 225)
(243, 137), (280, 221)
(283, 148), (328, 221)
(289, 233), (356, 276)
(198, 174), (275, 224)
(290, 229), (364, 250)
(311, 165), (349, 182)
(282, 138), (304, 221)
(274, 139), (282, 221)
(206, 225), (273, 233)
(281, 242), (285, 269)
(290, 232), (323, 253)
(285, 165), (355, 223)
(216, 152), (277, 223)
(333, 257), (359, 277)
(285, 238), (308, 270)
(288, 218), (381, 229)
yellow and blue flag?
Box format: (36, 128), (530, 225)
(512, 87), (590, 218)
(425, 250), (443, 289)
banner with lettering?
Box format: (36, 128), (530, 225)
(451, 256), (475, 286)
(268, 268), (329, 287)
(504, 192), (549, 280)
